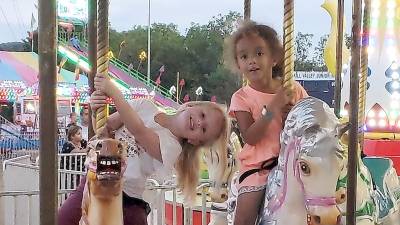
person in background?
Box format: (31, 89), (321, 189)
(77, 108), (89, 141)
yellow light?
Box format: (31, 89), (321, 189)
(372, 0), (380, 8)
(340, 110), (348, 117)
(139, 51), (147, 60)
(368, 119), (376, 127)
(378, 119), (387, 127)
(368, 110), (376, 118)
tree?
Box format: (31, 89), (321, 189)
(312, 34), (328, 71)
(294, 32), (314, 70)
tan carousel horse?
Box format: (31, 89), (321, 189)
(79, 138), (127, 225)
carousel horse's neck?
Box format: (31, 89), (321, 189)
(81, 139), (126, 225)
(87, 192), (123, 225)
(274, 142), (308, 225)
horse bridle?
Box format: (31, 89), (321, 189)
(267, 137), (339, 218)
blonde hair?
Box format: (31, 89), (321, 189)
(174, 101), (230, 202)
(223, 20), (284, 78)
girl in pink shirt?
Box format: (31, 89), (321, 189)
(226, 21), (308, 225)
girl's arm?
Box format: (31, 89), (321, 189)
(94, 74), (163, 162)
(235, 110), (274, 146)
(104, 112), (124, 133)
(235, 87), (292, 145)
(110, 91), (163, 161)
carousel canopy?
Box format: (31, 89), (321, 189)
(0, 51), (88, 86)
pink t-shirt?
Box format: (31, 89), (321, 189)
(229, 82), (308, 170)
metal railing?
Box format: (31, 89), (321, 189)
(0, 115), (19, 133)
(1, 153), (212, 225)
(0, 132), (66, 161)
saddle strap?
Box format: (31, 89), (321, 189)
(239, 157), (278, 184)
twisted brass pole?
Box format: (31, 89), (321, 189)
(283, 0), (295, 91)
(359, 0), (371, 151)
(95, 0), (109, 134)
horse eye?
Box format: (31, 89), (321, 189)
(96, 142), (103, 150)
(299, 162), (311, 175)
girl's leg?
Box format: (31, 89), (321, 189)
(58, 176), (86, 225)
(234, 189), (265, 225)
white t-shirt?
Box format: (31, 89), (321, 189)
(115, 99), (182, 199)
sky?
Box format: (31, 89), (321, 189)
(0, 0), (353, 44)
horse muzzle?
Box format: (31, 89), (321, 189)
(307, 205), (341, 225)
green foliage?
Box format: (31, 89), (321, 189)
(111, 12), (242, 104)
(312, 34), (328, 71)
(294, 32), (314, 71)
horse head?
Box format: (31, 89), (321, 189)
(204, 132), (240, 203)
(264, 97), (348, 225)
(85, 138), (127, 199)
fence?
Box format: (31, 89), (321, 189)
(0, 153), (212, 225)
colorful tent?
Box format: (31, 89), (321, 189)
(0, 51), (88, 86)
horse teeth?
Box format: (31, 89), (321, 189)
(107, 161), (111, 165)
(112, 161), (116, 165)
(101, 161), (106, 165)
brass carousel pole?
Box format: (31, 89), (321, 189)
(359, 0), (371, 152)
(38, 0), (58, 224)
(95, 0), (110, 133)
(347, 0), (362, 224)
(283, 0), (295, 92)
(334, 0), (345, 118)
(88, 0), (98, 139)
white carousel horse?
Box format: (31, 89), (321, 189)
(336, 132), (400, 224)
(204, 131), (241, 225)
(259, 97), (348, 225)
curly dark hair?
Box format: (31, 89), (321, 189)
(224, 20), (284, 78)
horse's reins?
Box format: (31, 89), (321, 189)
(266, 137), (339, 220)
(238, 157), (278, 184)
